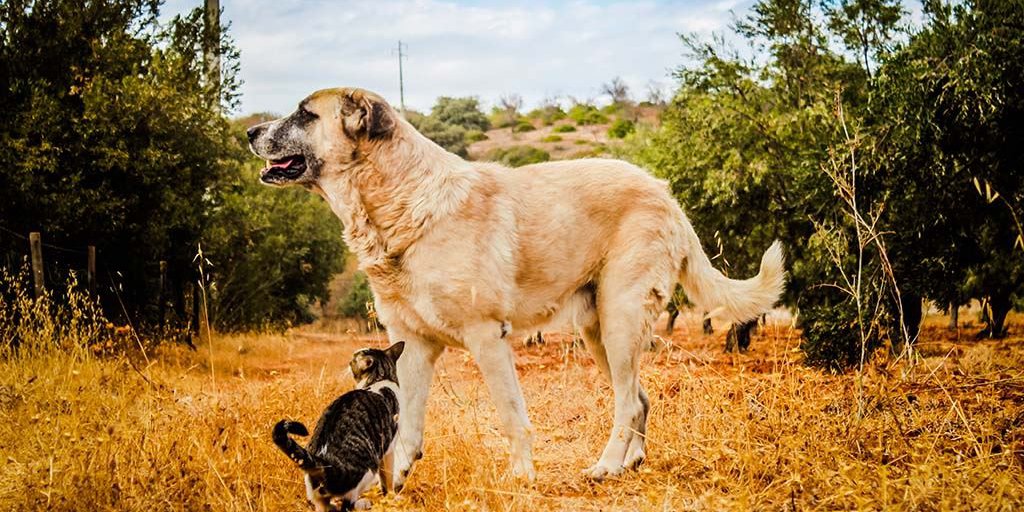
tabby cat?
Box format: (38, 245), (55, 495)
(273, 342), (404, 511)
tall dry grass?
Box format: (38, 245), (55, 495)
(1, 268), (1023, 510)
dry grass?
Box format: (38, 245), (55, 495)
(3, 309), (1024, 511)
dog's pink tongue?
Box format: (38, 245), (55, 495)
(269, 158), (293, 169)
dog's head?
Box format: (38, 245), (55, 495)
(246, 88), (397, 186)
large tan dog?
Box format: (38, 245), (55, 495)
(247, 88), (785, 488)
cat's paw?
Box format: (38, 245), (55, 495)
(353, 498), (372, 510)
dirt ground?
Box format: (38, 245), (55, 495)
(2, 312), (1023, 510)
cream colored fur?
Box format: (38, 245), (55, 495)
(249, 88), (786, 487)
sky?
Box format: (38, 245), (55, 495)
(160, 0), (756, 116)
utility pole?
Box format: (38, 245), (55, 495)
(204, 0), (221, 106)
(394, 41), (408, 115)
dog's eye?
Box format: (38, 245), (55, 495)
(299, 107), (318, 119)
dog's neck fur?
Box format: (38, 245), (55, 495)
(313, 116), (475, 276)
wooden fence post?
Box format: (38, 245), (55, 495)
(158, 260), (167, 330)
(29, 232), (44, 297)
(87, 245), (97, 294)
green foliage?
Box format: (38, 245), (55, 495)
(527, 105), (567, 125)
(625, 0), (899, 368)
(431, 96), (490, 132)
(541, 135), (563, 143)
(465, 129), (488, 142)
(485, 146), (550, 167)
(202, 124), (345, 330)
(552, 124), (577, 133)
(607, 119), (635, 139)
(0, 1), (344, 332)
(512, 121), (536, 133)
(568, 104), (609, 125)
(339, 271), (375, 321)
(406, 111), (469, 157)
(629, 0), (1024, 366)
(0, 1), (239, 323)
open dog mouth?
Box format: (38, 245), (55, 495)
(260, 155), (307, 183)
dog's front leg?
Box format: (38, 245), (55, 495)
(464, 325), (536, 481)
(391, 333), (443, 492)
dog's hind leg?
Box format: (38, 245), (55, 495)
(579, 289), (652, 473)
(464, 323), (536, 481)
(391, 332), (443, 492)
(583, 243), (669, 480)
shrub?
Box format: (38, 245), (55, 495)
(568, 104), (609, 125)
(407, 113), (469, 157)
(485, 146), (550, 167)
(431, 96), (490, 131)
(465, 129), (488, 142)
(553, 124), (577, 133)
(512, 121), (536, 133)
(541, 135), (563, 143)
(339, 272), (375, 320)
(527, 106), (567, 125)
(607, 119), (635, 139)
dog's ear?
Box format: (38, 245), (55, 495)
(385, 341), (405, 361)
(342, 91), (395, 140)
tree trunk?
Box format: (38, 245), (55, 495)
(665, 309), (679, 334)
(725, 319), (757, 353)
(948, 302), (959, 331)
(982, 292), (1012, 339)
(703, 316), (713, 335)
(895, 293), (922, 352)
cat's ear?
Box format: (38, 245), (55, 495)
(385, 341), (405, 361)
(352, 352), (375, 374)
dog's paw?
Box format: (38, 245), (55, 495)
(511, 459), (537, 482)
(623, 447), (646, 470)
(353, 498), (372, 510)
(582, 462), (624, 481)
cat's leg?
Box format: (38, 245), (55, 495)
(391, 331), (443, 491)
(305, 474), (334, 512)
(464, 322), (536, 480)
(379, 437), (396, 495)
(341, 470), (378, 511)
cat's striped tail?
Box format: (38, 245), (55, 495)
(272, 420), (318, 470)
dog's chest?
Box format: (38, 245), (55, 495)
(362, 250), (508, 343)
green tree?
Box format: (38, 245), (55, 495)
(431, 96), (490, 132)
(0, 1), (240, 324)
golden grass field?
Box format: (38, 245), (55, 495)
(2, 310), (1023, 511)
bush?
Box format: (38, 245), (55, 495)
(541, 135), (562, 143)
(512, 121), (536, 133)
(465, 129), (488, 142)
(568, 104), (609, 125)
(552, 124), (577, 133)
(485, 146), (550, 167)
(607, 119), (635, 139)
(339, 271), (375, 320)
(527, 106), (567, 125)
(431, 97), (490, 132)
(406, 112), (469, 157)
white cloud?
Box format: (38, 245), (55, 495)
(161, 0), (748, 115)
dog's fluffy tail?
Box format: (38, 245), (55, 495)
(679, 230), (786, 325)
(272, 420), (318, 471)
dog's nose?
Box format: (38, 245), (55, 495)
(246, 125), (263, 144)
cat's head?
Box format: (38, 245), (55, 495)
(350, 342), (405, 389)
